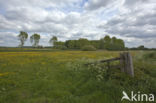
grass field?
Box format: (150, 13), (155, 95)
(0, 50), (155, 103)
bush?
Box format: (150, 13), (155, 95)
(36, 45), (43, 48)
(53, 45), (67, 50)
(143, 52), (156, 59)
(81, 45), (96, 51)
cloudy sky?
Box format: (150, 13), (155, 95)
(0, 0), (155, 47)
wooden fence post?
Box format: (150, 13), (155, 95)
(120, 52), (134, 77)
(85, 52), (134, 77)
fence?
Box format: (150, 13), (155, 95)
(85, 52), (134, 77)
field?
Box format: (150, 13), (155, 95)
(0, 49), (155, 103)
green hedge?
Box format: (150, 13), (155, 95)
(81, 45), (96, 51)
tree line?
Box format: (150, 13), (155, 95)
(18, 31), (125, 50)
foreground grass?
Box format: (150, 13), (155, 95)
(0, 50), (155, 103)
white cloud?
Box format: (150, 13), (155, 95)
(0, 0), (155, 48)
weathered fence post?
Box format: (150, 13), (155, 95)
(107, 62), (110, 69)
(120, 52), (134, 77)
(85, 52), (134, 77)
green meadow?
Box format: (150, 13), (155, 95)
(0, 50), (155, 103)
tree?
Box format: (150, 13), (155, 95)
(103, 35), (111, 49)
(54, 41), (65, 47)
(89, 40), (100, 49)
(76, 38), (90, 49)
(65, 40), (76, 49)
(18, 31), (28, 47)
(53, 41), (66, 49)
(137, 45), (147, 50)
(65, 38), (90, 49)
(30, 33), (40, 47)
(49, 36), (58, 46)
(100, 35), (125, 50)
(100, 35), (111, 49)
(110, 37), (118, 50)
(116, 39), (125, 50)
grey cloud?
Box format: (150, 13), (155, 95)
(98, 3), (156, 39)
(84, 0), (113, 10)
(0, 0), (156, 48)
(0, 0), (81, 10)
(124, 0), (150, 7)
(125, 38), (156, 48)
(0, 32), (18, 47)
(97, 0), (156, 48)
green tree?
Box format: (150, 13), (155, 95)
(100, 35), (125, 50)
(53, 41), (66, 49)
(65, 40), (76, 49)
(104, 35), (111, 49)
(76, 38), (90, 49)
(100, 35), (111, 49)
(110, 37), (117, 50)
(30, 33), (40, 47)
(110, 37), (125, 50)
(54, 41), (65, 46)
(117, 39), (125, 50)
(49, 36), (58, 46)
(65, 38), (90, 49)
(137, 45), (145, 50)
(90, 40), (100, 49)
(18, 31), (28, 47)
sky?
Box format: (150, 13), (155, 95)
(0, 0), (155, 48)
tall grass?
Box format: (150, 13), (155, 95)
(0, 51), (155, 103)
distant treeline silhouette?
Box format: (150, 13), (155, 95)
(17, 31), (154, 51)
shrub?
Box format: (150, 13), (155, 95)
(37, 45), (43, 48)
(53, 45), (67, 50)
(143, 52), (156, 59)
(81, 45), (96, 51)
